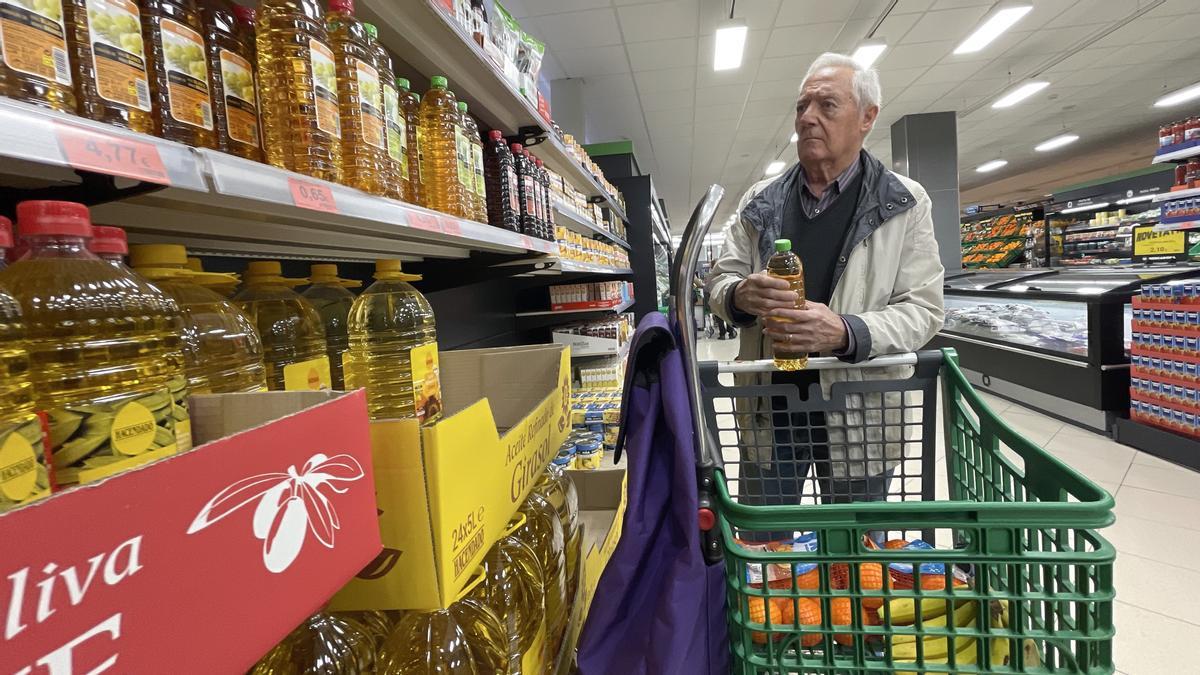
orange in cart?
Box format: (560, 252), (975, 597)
(797, 597), (823, 647)
(830, 597), (875, 646)
(884, 539), (911, 549)
(859, 562), (889, 609)
(747, 596), (792, 644)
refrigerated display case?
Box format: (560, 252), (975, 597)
(932, 267), (1200, 431)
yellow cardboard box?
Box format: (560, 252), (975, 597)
(565, 467), (628, 655)
(332, 344), (572, 610)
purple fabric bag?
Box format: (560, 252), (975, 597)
(576, 312), (729, 675)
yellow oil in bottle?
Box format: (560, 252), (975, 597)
(765, 238), (808, 371)
(185, 256), (239, 297)
(0, 272), (51, 512)
(345, 259), (440, 422)
(0, 201), (191, 489)
(326, 0), (385, 196)
(130, 244), (267, 394)
(250, 611), (375, 674)
(0, 0), (77, 113)
(378, 596), (508, 674)
(65, 0), (153, 132)
(417, 76), (467, 218)
(517, 491), (568, 667)
(477, 518), (547, 674)
(141, 0), (216, 148)
(364, 22), (405, 202)
(397, 77), (422, 206)
(301, 263), (358, 391)
(199, 0), (262, 161)
(539, 454), (581, 605)
(256, 0), (341, 182)
(331, 610), (398, 651)
(233, 260), (329, 392)
(457, 101), (487, 223)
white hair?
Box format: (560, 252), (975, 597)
(801, 52), (882, 112)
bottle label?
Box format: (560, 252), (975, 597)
(0, 0), (70, 85)
(84, 0), (150, 110)
(218, 48), (259, 147)
(354, 57), (385, 150)
(309, 39), (340, 138)
(283, 356), (332, 391)
(454, 125), (472, 189)
(472, 142), (485, 198)
(383, 83), (407, 176)
(159, 18), (213, 129)
(410, 342), (442, 425)
(523, 174), (536, 216)
(0, 413), (50, 510)
(416, 124), (431, 182)
(508, 167), (520, 213)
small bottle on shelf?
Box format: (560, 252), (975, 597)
(483, 129), (519, 233)
(327, 0), (388, 196)
(200, 0), (263, 162)
(418, 76), (467, 218)
(396, 77), (422, 206)
(141, 0), (217, 149)
(364, 22), (406, 202)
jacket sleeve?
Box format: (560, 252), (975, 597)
(845, 187), (945, 361)
(705, 181), (768, 327)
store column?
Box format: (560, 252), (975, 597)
(890, 112), (961, 272)
(551, 78), (586, 140)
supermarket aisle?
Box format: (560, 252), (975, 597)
(694, 337), (1194, 673)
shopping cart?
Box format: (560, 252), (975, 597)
(672, 186), (1116, 674)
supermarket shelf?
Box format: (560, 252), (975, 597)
(1154, 218), (1200, 232)
(516, 297), (635, 317)
(559, 259), (634, 275)
(1153, 186), (1200, 202)
(1152, 142), (1200, 164)
(573, 339), (632, 359)
(358, 0), (628, 223)
(1113, 416), (1200, 472)
(496, 256), (632, 276)
(1061, 223), (1123, 235)
(554, 198), (630, 249)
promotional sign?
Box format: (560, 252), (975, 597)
(1134, 224), (1188, 263)
(0, 391), (379, 674)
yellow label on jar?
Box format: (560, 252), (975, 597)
(454, 126), (471, 188)
(0, 0), (71, 85)
(0, 418), (40, 503)
(160, 18), (213, 129)
(410, 342), (442, 424)
(85, 0), (151, 110)
(472, 142), (485, 198)
(110, 400), (157, 456)
(309, 38), (340, 138)
(283, 356), (332, 391)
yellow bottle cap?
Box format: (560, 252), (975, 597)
(309, 263), (362, 288)
(130, 244), (187, 268)
(244, 260), (307, 287)
(373, 259), (422, 281)
(186, 257), (204, 273)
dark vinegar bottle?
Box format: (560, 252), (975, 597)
(511, 143), (537, 237)
(483, 130), (519, 232)
(535, 157), (554, 241)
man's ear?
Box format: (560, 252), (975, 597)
(861, 105), (879, 134)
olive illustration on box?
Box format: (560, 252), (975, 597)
(164, 38), (207, 80)
(14, 0), (62, 23)
(88, 5), (144, 55)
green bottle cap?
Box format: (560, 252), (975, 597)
(458, 101), (468, 112)
(396, 77), (410, 90)
(364, 22), (378, 40)
(774, 239), (792, 252)
(431, 75), (447, 89)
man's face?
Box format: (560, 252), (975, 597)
(794, 66), (878, 168)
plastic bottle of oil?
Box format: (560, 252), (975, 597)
(88, 224), (127, 264)
(517, 491), (568, 667)
(418, 76), (466, 218)
(0, 269), (50, 512)
(199, 0), (262, 161)
(250, 611), (375, 675)
(363, 22), (405, 202)
(0, 0), (76, 112)
(0, 200), (191, 488)
(140, 0), (216, 148)
(396, 77), (422, 206)
(538, 453), (582, 610)
(185, 256), (239, 297)
(326, 0), (385, 196)
(455, 102), (486, 223)
(345, 259), (440, 422)
(766, 238), (807, 371)
(130, 244), (267, 394)
(301, 263), (358, 391)
(64, 0), (153, 132)
(233, 260), (329, 392)
(256, 0), (341, 182)
(477, 517), (547, 674)
(453, 101), (479, 220)
(378, 595), (508, 674)
(332, 610), (397, 651)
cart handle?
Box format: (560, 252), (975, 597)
(711, 353), (920, 373)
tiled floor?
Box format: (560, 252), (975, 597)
(695, 337), (1196, 672)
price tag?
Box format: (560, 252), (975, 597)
(520, 235), (534, 250)
(440, 217), (462, 236)
(287, 178), (338, 213)
(56, 123), (170, 185)
(406, 210), (441, 232)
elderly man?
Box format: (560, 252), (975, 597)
(705, 52), (945, 514)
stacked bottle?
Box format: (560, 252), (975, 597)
(483, 129), (520, 232)
(511, 143), (538, 237)
(453, 100), (475, 218)
(457, 101), (487, 222)
(418, 76), (466, 218)
(233, 261), (329, 392)
(250, 611), (375, 674)
(362, 22), (405, 202)
(537, 157), (556, 238)
(327, 0), (387, 196)
(201, 0), (262, 161)
(396, 77), (422, 206)
(66, 0), (153, 132)
(141, 0), (217, 149)
(89, 224), (128, 264)
(1, 0), (76, 114)
(185, 256), (239, 297)
(378, 587), (508, 673)
(476, 514), (548, 673)
(301, 263), (359, 390)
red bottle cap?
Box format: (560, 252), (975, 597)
(489, 129), (503, 141)
(511, 143), (524, 153)
(524, 150), (532, 158)
(328, 0), (354, 14)
(535, 158), (543, 167)
(232, 5), (255, 23)
(0, 216), (11, 249)
(16, 201), (92, 238)
(90, 225), (129, 256)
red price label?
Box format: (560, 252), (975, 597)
(407, 210), (441, 232)
(288, 178), (338, 213)
(520, 235), (534, 249)
(56, 123), (170, 185)
(439, 217), (462, 236)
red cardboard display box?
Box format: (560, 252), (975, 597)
(0, 390), (380, 674)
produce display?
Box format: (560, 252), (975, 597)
(960, 212), (1040, 268)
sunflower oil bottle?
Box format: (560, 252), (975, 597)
(233, 260), (329, 392)
(200, 0), (262, 161)
(455, 101), (486, 222)
(0, 266), (50, 512)
(130, 244), (267, 394)
(65, 0), (154, 132)
(301, 263), (358, 390)
(250, 611), (375, 675)
(766, 238), (807, 371)
(0, 200), (191, 488)
(518, 490), (568, 665)
(140, 0), (216, 148)
(256, 0), (341, 181)
(345, 259), (440, 422)
(540, 452), (582, 613)
(363, 22), (405, 202)
(469, 107), (488, 223)
(378, 594), (508, 674)
(418, 76), (466, 217)
(0, 0), (76, 112)
(397, 77), (422, 206)
(88, 224), (127, 264)
(326, 0), (386, 196)
(478, 516), (548, 674)
(185, 256), (239, 297)
(453, 101), (479, 220)
(332, 609), (397, 651)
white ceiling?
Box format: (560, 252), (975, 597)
(503, 0), (1200, 232)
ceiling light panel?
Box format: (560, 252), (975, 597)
(954, 3), (1033, 55)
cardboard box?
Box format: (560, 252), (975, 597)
(333, 344), (572, 610)
(564, 467), (627, 654)
(0, 390), (380, 674)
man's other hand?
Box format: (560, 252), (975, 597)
(733, 272), (800, 317)
(763, 301), (849, 354)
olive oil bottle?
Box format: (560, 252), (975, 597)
(396, 77), (422, 206)
(326, 0), (386, 196)
(0, 278), (50, 512)
(364, 22), (405, 201)
(418, 76), (466, 218)
(66, 0), (154, 132)
(141, 0), (217, 148)
(0, 0), (77, 113)
(233, 260), (330, 392)
(301, 263), (358, 390)
(200, 0), (261, 161)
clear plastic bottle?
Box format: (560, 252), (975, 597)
(457, 101), (486, 223)
(233, 260), (329, 391)
(378, 596), (508, 674)
(249, 611), (375, 674)
(766, 238), (807, 371)
(140, 0), (216, 148)
(327, 0), (386, 196)
(396, 77), (422, 206)
(517, 491), (568, 667)
(130, 244), (267, 394)
(88, 224), (127, 264)
(478, 521), (547, 674)
(0, 266), (50, 512)
(301, 263), (358, 391)
(0, 200), (191, 488)
(363, 22), (405, 202)
(483, 129), (519, 232)
(417, 76), (466, 217)
(511, 143), (538, 237)
(0, 215), (12, 267)
(538, 454), (582, 613)
(200, 0), (262, 161)
(66, 0), (153, 132)
(0, 0), (77, 112)
(345, 259), (441, 422)
(185, 255), (239, 297)
(256, 0), (341, 182)
(332, 610), (397, 651)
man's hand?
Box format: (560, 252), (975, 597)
(733, 272), (800, 317)
(763, 301), (849, 354)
